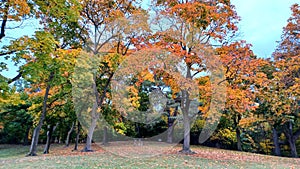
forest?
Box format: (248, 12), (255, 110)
(0, 0), (299, 160)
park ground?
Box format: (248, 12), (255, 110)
(0, 143), (299, 169)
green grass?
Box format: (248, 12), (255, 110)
(0, 143), (299, 169)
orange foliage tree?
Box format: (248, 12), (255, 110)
(269, 3), (300, 158)
(149, 0), (240, 153)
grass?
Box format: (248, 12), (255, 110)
(0, 143), (299, 169)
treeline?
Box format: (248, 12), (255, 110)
(0, 1), (299, 158)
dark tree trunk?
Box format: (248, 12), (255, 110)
(74, 121), (81, 151)
(65, 122), (74, 147)
(23, 125), (30, 146)
(135, 123), (141, 138)
(27, 72), (54, 156)
(233, 113), (242, 151)
(102, 126), (108, 145)
(43, 125), (54, 154)
(236, 127), (242, 151)
(288, 138), (298, 158)
(272, 127), (281, 156)
(284, 121), (298, 158)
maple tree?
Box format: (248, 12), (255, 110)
(269, 3), (300, 158)
(149, 0), (239, 153)
(216, 41), (263, 151)
(0, 0), (299, 160)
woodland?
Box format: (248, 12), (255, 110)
(0, 0), (299, 160)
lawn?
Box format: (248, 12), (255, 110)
(0, 143), (299, 169)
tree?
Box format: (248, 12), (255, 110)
(74, 0), (149, 151)
(216, 41), (261, 151)
(0, 0), (31, 42)
(0, 0), (32, 88)
(0, 87), (32, 145)
(270, 3), (300, 158)
(150, 0), (240, 153)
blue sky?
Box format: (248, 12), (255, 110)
(1, 0), (298, 79)
(231, 0), (298, 58)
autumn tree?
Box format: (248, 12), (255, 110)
(270, 3), (300, 158)
(0, 0), (32, 89)
(6, 0), (83, 156)
(75, 0), (150, 151)
(150, 0), (239, 153)
(216, 41), (262, 151)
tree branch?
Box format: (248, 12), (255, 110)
(7, 72), (23, 84)
(98, 72), (114, 107)
(0, 3), (9, 40)
(0, 50), (16, 57)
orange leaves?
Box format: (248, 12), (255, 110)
(197, 76), (211, 115)
(139, 69), (155, 83)
(267, 3), (300, 121)
(1, 0), (31, 21)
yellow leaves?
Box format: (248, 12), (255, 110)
(127, 86), (140, 109)
(210, 128), (236, 143)
(28, 103), (42, 112)
(0, 92), (25, 106)
(103, 53), (125, 71)
(169, 107), (175, 116)
(239, 117), (262, 128)
(139, 69), (155, 82)
(3, 0), (31, 21)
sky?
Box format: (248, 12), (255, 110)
(1, 0), (299, 79)
(231, 0), (298, 58)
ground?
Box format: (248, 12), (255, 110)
(0, 143), (299, 168)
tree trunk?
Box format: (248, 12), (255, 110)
(236, 127), (242, 151)
(180, 90), (194, 154)
(288, 138), (298, 158)
(43, 125), (54, 154)
(102, 126), (108, 145)
(82, 74), (104, 152)
(272, 127), (281, 156)
(82, 102), (98, 152)
(167, 122), (174, 143)
(23, 125), (30, 146)
(74, 121), (81, 151)
(181, 103), (191, 153)
(179, 64), (195, 154)
(167, 109), (177, 143)
(65, 122), (74, 147)
(233, 113), (242, 151)
(284, 121), (298, 158)
(27, 72), (54, 156)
